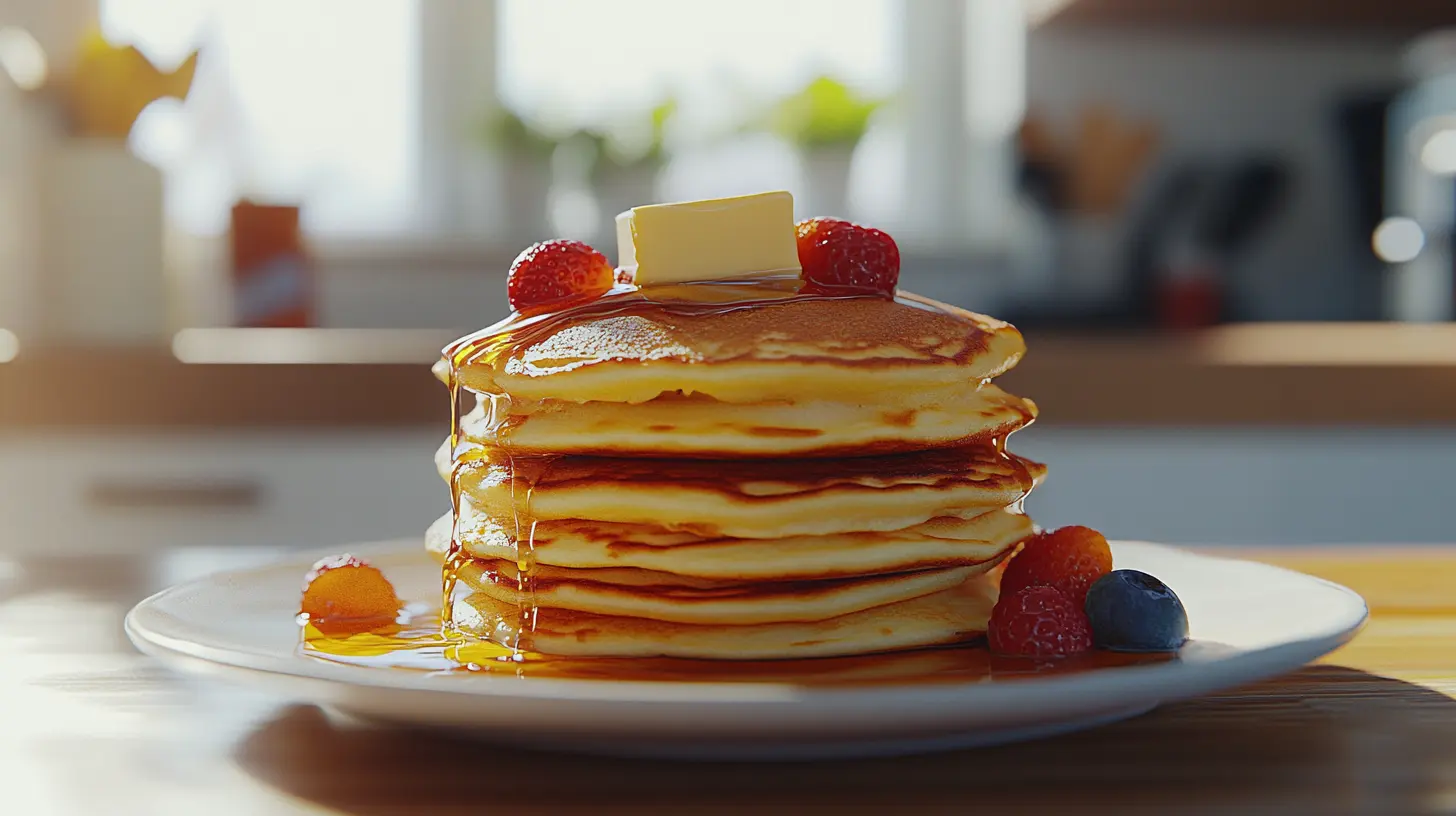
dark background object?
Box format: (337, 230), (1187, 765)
(1125, 157), (1291, 327)
(1125, 162), (1214, 323)
(1333, 89), (1400, 320)
(1194, 159), (1291, 260)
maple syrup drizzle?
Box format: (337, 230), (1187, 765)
(443, 304), (571, 661)
(441, 365), (475, 631)
(443, 366), (460, 625)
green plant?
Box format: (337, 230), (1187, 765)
(482, 108), (559, 161)
(591, 97), (677, 174)
(769, 76), (883, 150)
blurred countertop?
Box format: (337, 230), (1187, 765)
(3, 323), (1456, 429)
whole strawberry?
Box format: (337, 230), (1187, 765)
(794, 217), (900, 296)
(1000, 525), (1113, 608)
(507, 239), (615, 314)
(987, 584), (1094, 658)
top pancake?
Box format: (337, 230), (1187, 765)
(442, 285), (1026, 405)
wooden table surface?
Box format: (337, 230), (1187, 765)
(2, 546), (1455, 815)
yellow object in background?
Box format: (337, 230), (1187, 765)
(59, 28), (197, 139)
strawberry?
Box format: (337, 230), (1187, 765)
(507, 239), (615, 313)
(999, 525), (1113, 608)
(300, 554), (401, 633)
(794, 217), (900, 296)
(987, 585), (1094, 658)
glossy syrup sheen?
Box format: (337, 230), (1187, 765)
(419, 278), (1040, 675)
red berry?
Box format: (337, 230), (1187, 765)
(987, 585), (1094, 658)
(794, 217), (900, 296)
(1000, 525), (1113, 608)
(300, 554), (401, 634)
(507, 239), (614, 314)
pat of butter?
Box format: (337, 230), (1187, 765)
(616, 191), (801, 285)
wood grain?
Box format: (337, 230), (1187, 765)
(0, 545), (1453, 814)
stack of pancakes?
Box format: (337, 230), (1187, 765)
(428, 287), (1044, 660)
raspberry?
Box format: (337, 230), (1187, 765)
(507, 239), (615, 314)
(987, 585), (1094, 658)
(999, 525), (1113, 608)
(794, 217), (900, 296)
(300, 554), (401, 634)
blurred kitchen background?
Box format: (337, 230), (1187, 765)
(2, 0), (1456, 560)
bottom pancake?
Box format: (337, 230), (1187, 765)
(450, 575), (998, 660)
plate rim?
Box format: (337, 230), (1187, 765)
(125, 540), (1369, 711)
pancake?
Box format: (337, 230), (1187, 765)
(439, 442), (1046, 539)
(451, 557), (998, 625)
(451, 575), (998, 660)
(441, 285), (1026, 405)
(460, 383), (1036, 458)
(426, 502), (1032, 582)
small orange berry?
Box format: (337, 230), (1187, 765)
(300, 554), (400, 633)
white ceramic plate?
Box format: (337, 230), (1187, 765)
(126, 541), (1366, 760)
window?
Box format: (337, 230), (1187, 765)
(98, 1), (1021, 249)
(499, 0), (898, 120)
(101, 0), (418, 236)
(497, 0), (902, 220)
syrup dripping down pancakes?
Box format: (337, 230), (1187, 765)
(433, 279), (1045, 660)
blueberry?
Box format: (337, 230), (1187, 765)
(1084, 569), (1189, 653)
